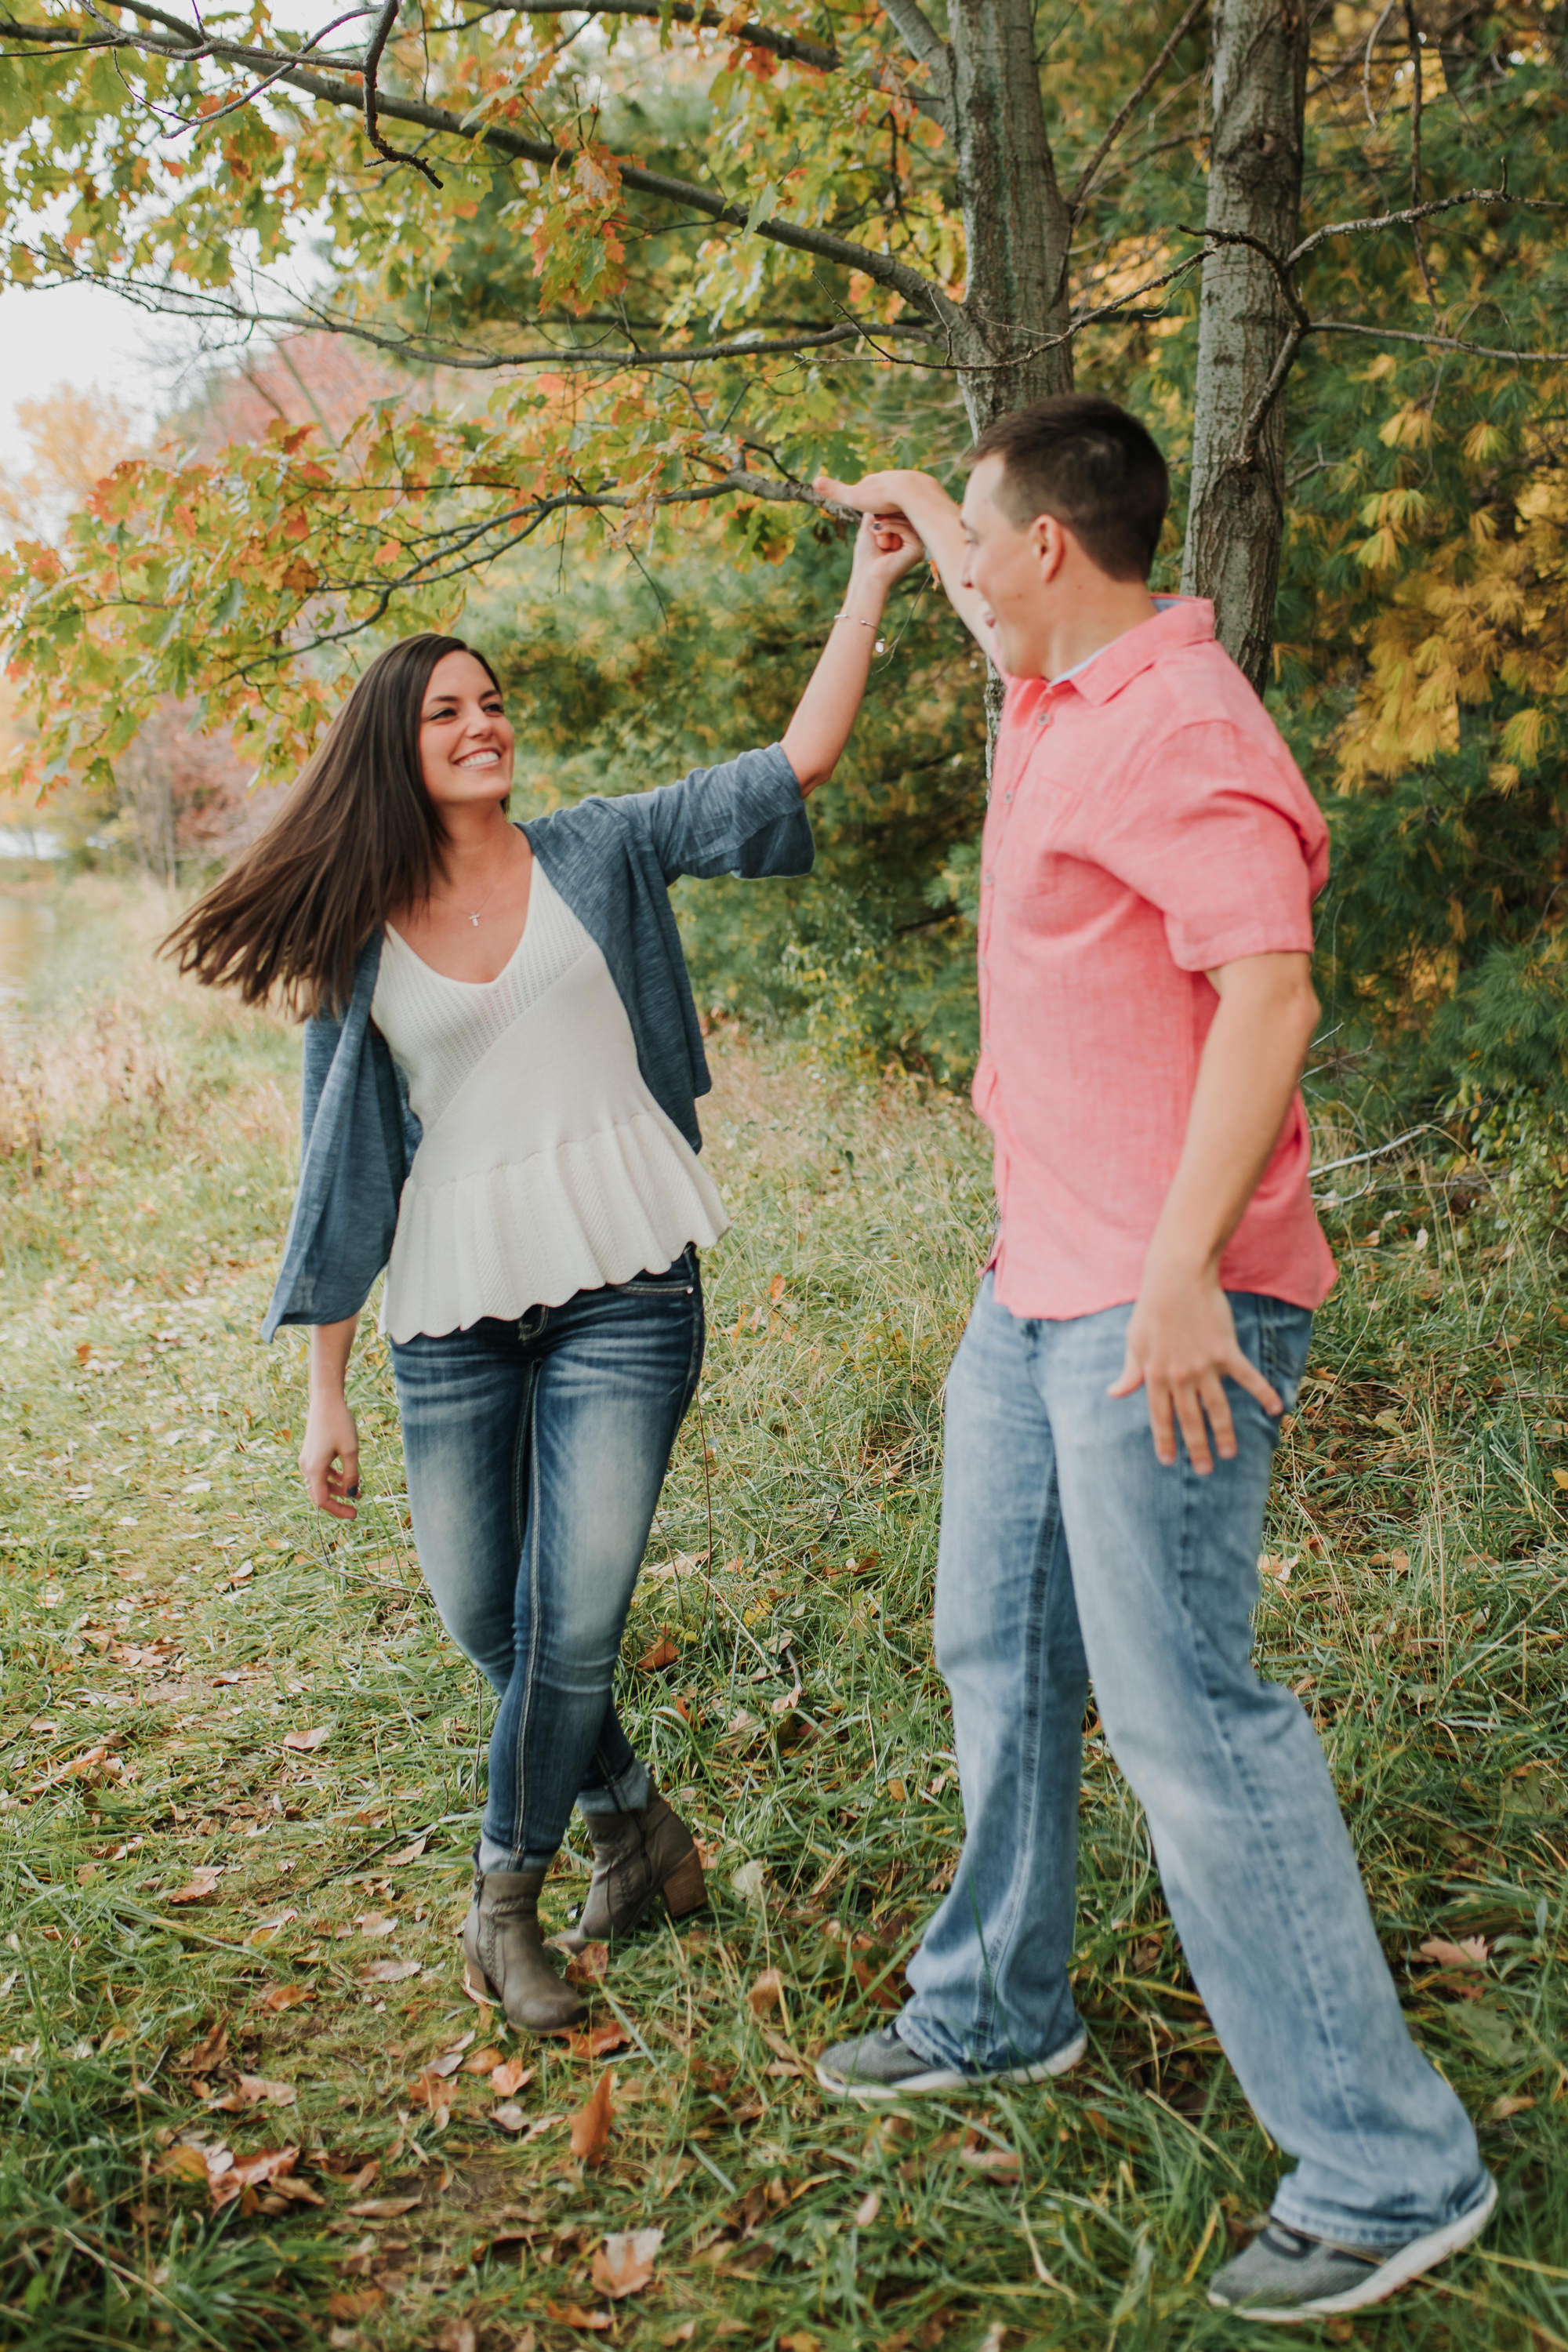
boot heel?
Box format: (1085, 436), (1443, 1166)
(661, 1848), (706, 1920)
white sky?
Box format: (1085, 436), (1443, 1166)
(1, 0), (343, 476)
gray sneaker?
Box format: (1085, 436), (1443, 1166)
(1207, 2177), (1497, 2321)
(815, 2021), (1087, 2103)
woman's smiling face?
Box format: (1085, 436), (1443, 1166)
(418, 649), (515, 810)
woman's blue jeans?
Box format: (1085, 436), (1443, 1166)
(390, 1250), (702, 1870)
(899, 1273), (1489, 2249)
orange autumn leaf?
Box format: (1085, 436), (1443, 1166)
(258, 1984), (316, 2014)
(568, 2070), (614, 2165)
(545, 2303), (612, 2332)
(747, 1967), (785, 2017)
(165, 1867), (221, 1906)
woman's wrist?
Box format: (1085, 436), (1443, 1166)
(835, 581), (887, 626)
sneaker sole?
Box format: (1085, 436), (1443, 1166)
(815, 2027), (1088, 2104)
(1207, 2176), (1497, 2322)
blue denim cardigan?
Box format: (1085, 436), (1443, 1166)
(261, 742), (809, 1339)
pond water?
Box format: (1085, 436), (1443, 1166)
(0, 891), (56, 1037)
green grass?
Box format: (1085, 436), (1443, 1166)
(0, 876), (1565, 2352)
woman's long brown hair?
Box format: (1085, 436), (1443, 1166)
(162, 633), (503, 1018)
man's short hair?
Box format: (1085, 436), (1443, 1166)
(965, 394), (1169, 583)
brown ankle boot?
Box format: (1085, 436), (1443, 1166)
(462, 1859), (584, 2031)
(559, 1790), (706, 1952)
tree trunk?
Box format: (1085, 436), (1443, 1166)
(946, 0), (1075, 430)
(1180, 0), (1308, 691)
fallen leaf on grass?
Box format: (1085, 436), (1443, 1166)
(493, 2108), (556, 2142)
(165, 1868), (222, 1906)
(559, 2021), (630, 2061)
(407, 2072), (453, 2127)
(1419, 1936), (1490, 1970)
(462, 2045), (506, 2075)
(423, 2049), (468, 2079)
(1490, 2094), (1535, 2118)
(183, 2022), (229, 2073)
(958, 2140), (1021, 2177)
(345, 2194), (423, 2218)
(326, 2286), (386, 2320)
(590, 2226), (663, 2299)
(283, 1726), (331, 1753)
(746, 1967), (784, 2018)
(210, 2147), (302, 2211)
(259, 1984), (316, 2014)
(208, 2074), (296, 2111)
(854, 2190), (880, 2227)
(563, 1941), (609, 1984)
(569, 2071), (614, 2166)
(436, 2322), (477, 2352)
(385, 1836), (428, 1866)
(362, 1959), (421, 1984)
(156, 2146), (212, 2185)
(489, 2059), (533, 2096)
(247, 1909), (299, 1947)
(355, 1911), (397, 1937)
(546, 2304), (612, 2333)
(637, 1632), (680, 1673)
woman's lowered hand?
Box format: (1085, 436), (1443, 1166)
(303, 1315), (361, 1519)
(301, 1391), (361, 1519)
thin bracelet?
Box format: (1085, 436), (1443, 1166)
(832, 608), (878, 628)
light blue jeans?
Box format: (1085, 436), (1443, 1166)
(899, 1274), (1489, 2249)
(390, 1250), (703, 1869)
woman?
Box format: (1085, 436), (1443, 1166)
(165, 512), (920, 2030)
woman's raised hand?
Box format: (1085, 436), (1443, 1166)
(848, 506), (926, 593)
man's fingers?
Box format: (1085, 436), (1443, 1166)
(1229, 1352), (1283, 1417)
(1196, 1371), (1238, 1463)
(1144, 1381), (1179, 1468)
(1172, 1385), (1214, 1476)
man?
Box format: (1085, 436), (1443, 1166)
(811, 397), (1494, 2324)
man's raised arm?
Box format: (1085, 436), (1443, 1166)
(814, 470), (994, 656)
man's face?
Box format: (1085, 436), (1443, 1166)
(958, 453), (1056, 678)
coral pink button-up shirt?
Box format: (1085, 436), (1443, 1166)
(975, 597), (1337, 1320)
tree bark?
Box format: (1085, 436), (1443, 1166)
(945, 0), (1076, 428)
(1180, 0), (1308, 691)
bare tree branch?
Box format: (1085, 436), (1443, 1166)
(1068, 0), (1206, 223)
(472, 0), (840, 73)
(1402, 0), (1439, 310)
(1287, 186), (1556, 269)
(1310, 320), (1568, 361)
(879, 0), (953, 126)
(361, 0), (443, 184)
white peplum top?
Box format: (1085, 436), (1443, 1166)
(369, 861), (728, 1342)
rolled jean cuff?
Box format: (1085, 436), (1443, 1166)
(576, 1758), (652, 1819)
(477, 1831), (557, 1875)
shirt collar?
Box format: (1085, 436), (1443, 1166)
(1046, 595), (1215, 706)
